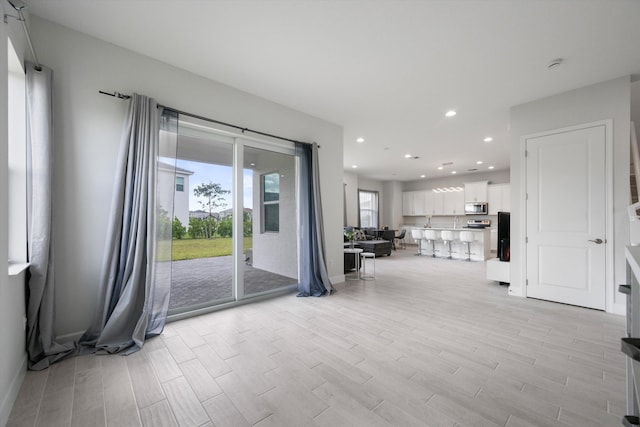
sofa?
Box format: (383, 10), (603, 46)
(344, 227), (393, 258)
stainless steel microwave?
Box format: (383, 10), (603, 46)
(464, 202), (488, 215)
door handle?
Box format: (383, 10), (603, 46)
(588, 238), (604, 244)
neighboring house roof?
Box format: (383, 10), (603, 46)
(189, 210), (220, 220)
(218, 207), (252, 218)
(157, 161), (194, 176)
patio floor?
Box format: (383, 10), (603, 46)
(165, 256), (297, 311)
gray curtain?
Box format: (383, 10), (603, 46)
(25, 62), (76, 370)
(296, 142), (332, 296)
(78, 93), (169, 354)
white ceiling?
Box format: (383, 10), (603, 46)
(23, 0), (640, 181)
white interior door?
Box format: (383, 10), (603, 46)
(525, 124), (606, 309)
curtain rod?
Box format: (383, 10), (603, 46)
(4, 0), (41, 71)
(99, 90), (317, 147)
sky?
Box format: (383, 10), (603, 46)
(173, 159), (254, 212)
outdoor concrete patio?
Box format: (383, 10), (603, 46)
(165, 256), (296, 311)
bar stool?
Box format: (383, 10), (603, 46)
(440, 230), (454, 259)
(459, 231), (475, 261)
(423, 229), (439, 257)
(411, 229), (424, 256)
(360, 252), (375, 280)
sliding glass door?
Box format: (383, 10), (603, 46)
(159, 112), (298, 317)
(243, 145), (298, 298)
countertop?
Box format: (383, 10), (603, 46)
(418, 227), (490, 232)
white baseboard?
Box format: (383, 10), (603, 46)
(609, 302), (625, 316)
(0, 353), (27, 427)
(330, 274), (346, 286)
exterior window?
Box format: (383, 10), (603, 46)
(8, 38), (27, 265)
(262, 172), (279, 232)
(359, 190), (379, 228)
(176, 176), (184, 192)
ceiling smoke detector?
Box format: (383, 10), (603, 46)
(547, 58), (563, 69)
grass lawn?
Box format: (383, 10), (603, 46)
(158, 237), (253, 261)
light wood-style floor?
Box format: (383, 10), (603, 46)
(8, 250), (627, 427)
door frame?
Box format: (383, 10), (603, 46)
(519, 119), (614, 311)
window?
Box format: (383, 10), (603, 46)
(359, 190), (379, 228)
(175, 176), (184, 192)
(262, 172), (280, 232)
(8, 38), (27, 267)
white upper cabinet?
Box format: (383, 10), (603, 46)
(424, 190), (443, 215)
(488, 183), (511, 215)
(464, 181), (488, 202)
(402, 191), (426, 216)
(442, 191), (465, 215)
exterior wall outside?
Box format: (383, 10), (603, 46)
(251, 153), (297, 278)
(157, 165), (192, 230)
(510, 76), (630, 314)
(29, 15), (343, 337)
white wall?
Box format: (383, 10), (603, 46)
(29, 16), (344, 337)
(0, 4), (29, 424)
(344, 171), (359, 226)
(510, 76), (630, 314)
(382, 180), (403, 230)
(632, 80), (640, 145)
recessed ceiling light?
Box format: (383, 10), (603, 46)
(451, 171), (457, 174)
(488, 166), (495, 170)
(250, 162), (256, 166)
(445, 110), (457, 117)
(476, 161), (483, 165)
(404, 154), (412, 158)
(437, 166), (443, 170)
(420, 174), (426, 178)
(483, 137), (493, 142)
(356, 137), (364, 143)
(352, 165), (358, 168)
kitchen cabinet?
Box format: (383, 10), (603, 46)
(402, 191), (426, 216)
(424, 190), (443, 215)
(488, 184), (511, 215)
(442, 191), (465, 215)
(464, 181), (488, 202)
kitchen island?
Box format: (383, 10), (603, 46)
(416, 227), (491, 261)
